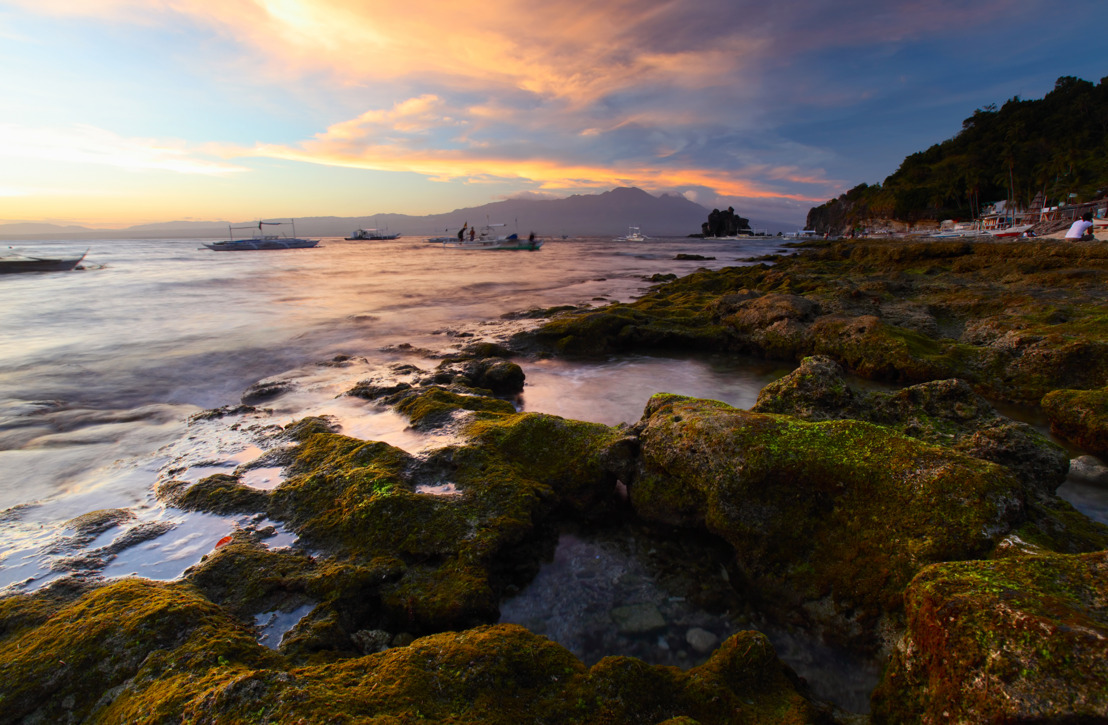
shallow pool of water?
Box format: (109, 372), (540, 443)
(499, 521), (881, 713)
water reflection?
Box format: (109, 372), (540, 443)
(520, 353), (788, 425)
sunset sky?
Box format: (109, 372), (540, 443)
(1, 0), (1104, 228)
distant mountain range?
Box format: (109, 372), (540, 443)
(1, 187), (793, 240)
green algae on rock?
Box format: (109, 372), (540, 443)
(0, 577), (824, 724)
(159, 473), (270, 514)
(0, 578), (280, 723)
(261, 405), (631, 637)
(1041, 385), (1108, 457)
(464, 410), (638, 511)
(754, 355), (1070, 495)
(392, 386), (517, 429)
(871, 550), (1108, 723)
(632, 393), (1027, 653)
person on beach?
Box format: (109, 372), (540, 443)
(1065, 213), (1095, 241)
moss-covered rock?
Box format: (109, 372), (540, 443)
(393, 386), (517, 428)
(442, 356), (526, 394)
(755, 355), (1070, 495)
(185, 535), (322, 617)
(259, 407), (632, 635)
(753, 354), (856, 420)
(1041, 385), (1108, 456)
(871, 550), (1108, 723)
(158, 472), (270, 514)
(0, 578), (278, 723)
(632, 393), (1026, 652)
(0, 581), (824, 724)
(465, 411), (638, 510)
(167, 624), (822, 723)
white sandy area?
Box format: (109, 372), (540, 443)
(1042, 223), (1108, 242)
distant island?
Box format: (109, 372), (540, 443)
(806, 76), (1108, 235)
(697, 206), (753, 238)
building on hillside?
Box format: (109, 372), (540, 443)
(978, 195), (1107, 230)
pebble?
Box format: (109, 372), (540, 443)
(610, 603), (666, 634)
(1070, 455), (1108, 487)
(685, 627), (720, 654)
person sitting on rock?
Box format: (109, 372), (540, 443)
(1065, 213), (1095, 241)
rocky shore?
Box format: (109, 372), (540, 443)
(3, 238), (1107, 723)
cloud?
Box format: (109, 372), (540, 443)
(0, 123), (248, 175)
(499, 190), (561, 201)
(7, 0), (1068, 221)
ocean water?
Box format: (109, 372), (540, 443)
(0, 234), (789, 591)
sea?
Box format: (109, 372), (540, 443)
(1, 234), (1105, 712)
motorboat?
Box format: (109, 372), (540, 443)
(987, 224), (1035, 239)
(204, 220), (319, 251)
(345, 228), (400, 240)
(441, 223), (543, 250)
(615, 226), (646, 242)
(0, 247), (87, 273)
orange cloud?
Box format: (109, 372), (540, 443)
(14, 0), (763, 105)
(251, 129), (826, 203)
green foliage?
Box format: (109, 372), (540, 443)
(807, 76), (1108, 231)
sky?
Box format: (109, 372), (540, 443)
(0, 0), (1104, 228)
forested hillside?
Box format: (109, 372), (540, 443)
(806, 76), (1108, 232)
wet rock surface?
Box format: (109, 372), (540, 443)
(872, 550), (1108, 723)
(754, 355), (1070, 495)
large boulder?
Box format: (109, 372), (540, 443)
(871, 550), (1108, 723)
(1041, 386), (1108, 457)
(755, 356), (1070, 494)
(632, 393), (1027, 652)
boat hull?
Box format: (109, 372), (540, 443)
(204, 238), (319, 251)
(987, 224), (1034, 239)
(442, 239), (543, 251)
(0, 251), (86, 273)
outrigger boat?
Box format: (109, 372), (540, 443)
(204, 220), (319, 251)
(345, 228), (400, 240)
(441, 223), (543, 251)
(0, 247), (87, 273)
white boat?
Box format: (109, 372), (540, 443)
(0, 247), (87, 273)
(204, 220), (319, 251)
(442, 223), (543, 251)
(930, 230), (990, 239)
(615, 226), (647, 242)
(345, 228), (400, 240)
(987, 224), (1034, 239)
